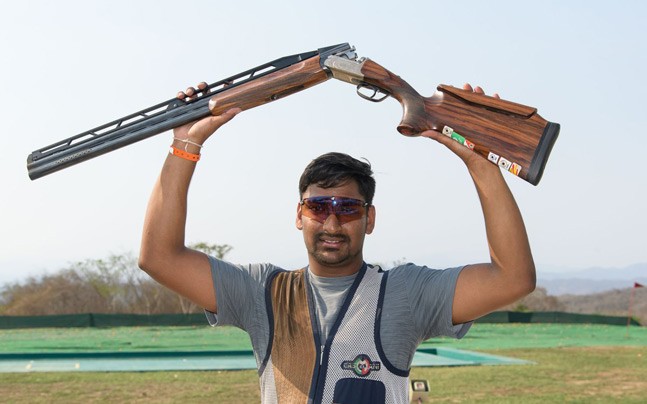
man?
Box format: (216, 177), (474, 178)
(139, 83), (536, 403)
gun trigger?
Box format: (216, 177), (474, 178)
(356, 84), (389, 102)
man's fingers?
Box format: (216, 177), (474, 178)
(178, 83), (210, 101)
(218, 108), (242, 123)
(420, 129), (458, 152)
(197, 82), (209, 93)
(185, 87), (197, 100)
(421, 129), (475, 163)
(176, 87), (196, 102)
(463, 83), (500, 99)
(206, 108), (242, 130)
(175, 108), (242, 142)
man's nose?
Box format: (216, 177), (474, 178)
(322, 210), (342, 231)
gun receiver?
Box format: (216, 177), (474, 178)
(27, 43), (559, 185)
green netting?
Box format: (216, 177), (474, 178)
(0, 311), (639, 329)
(477, 311), (639, 326)
(0, 313), (206, 329)
(477, 311), (509, 323)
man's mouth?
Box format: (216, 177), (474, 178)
(318, 234), (347, 247)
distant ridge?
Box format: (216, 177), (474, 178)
(538, 263), (647, 295)
(538, 278), (647, 295)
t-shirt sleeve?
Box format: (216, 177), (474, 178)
(390, 263), (472, 340)
(204, 256), (277, 331)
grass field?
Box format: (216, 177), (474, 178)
(1, 324), (646, 403)
(2, 323), (645, 353)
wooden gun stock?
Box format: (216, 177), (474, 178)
(359, 60), (559, 185)
(207, 55), (330, 115)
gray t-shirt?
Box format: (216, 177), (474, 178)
(205, 257), (471, 370)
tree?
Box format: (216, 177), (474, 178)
(189, 242), (232, 259)
(0, 242), (232, 315)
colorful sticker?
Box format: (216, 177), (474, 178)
(498, 157), (512, 171)
(442, 125), (476, 150)
(509, 163), (522, 176)
(488, 151), (522, 176)
(451, 132), (466, 144)
(442, 126), (453, 137)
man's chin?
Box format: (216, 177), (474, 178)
(312, 252), (351, 268)
(312, 247), (366, 268)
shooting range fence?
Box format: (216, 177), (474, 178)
(0, 311), (640, 329)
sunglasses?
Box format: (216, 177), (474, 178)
(300, 196), (369, 224)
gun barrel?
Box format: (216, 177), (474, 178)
(27, 99), (209, 180)
(27, 43), (353, 180)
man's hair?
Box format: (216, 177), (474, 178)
(298, 152), (376, 205)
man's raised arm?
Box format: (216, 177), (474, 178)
(138, 84), (241, 313)
(421, 84), (536, 325)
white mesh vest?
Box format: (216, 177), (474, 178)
(259, 264), (410, 404)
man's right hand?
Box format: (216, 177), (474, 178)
(174, 82), (242, 145)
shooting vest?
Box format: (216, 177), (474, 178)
(258, 264), (409, 404)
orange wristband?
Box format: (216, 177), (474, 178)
(169, 146), (200, 162)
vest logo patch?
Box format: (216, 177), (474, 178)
(341, 354), (381, 377)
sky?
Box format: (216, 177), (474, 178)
(1, 0), (646, 285)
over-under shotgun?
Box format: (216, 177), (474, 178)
(27, 43), (559, 184)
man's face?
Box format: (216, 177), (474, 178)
(296, 181), (375, 277)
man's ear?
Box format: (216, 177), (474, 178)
(365, 205), (376, 235)
(296, 203), (303, 230)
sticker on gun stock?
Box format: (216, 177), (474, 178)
(488, 152), (500, 164)
(488, 152), (522, 176)
(442, 126), (453, 137)
(509, 162), (522, 176)
(502, 159), (524, 176)
(442, 126), (523, 177)
(442, 126), (475, 150)
(498, 157), (512, 171)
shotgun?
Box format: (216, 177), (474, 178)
(27, 43), (559, 184)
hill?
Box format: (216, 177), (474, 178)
(537, 262), (647, 295)
(504, 285), (647, 325)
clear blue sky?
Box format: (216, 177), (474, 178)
(1, 0), (646, 285)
